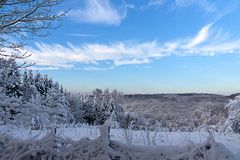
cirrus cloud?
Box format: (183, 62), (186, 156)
(174, 0), (216, 13)
(69, 0), (134, 25)
(24, 23), (240, 70)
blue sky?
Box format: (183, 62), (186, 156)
(23, 0), (240, 94)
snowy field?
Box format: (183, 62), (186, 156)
(1, 125), (240, 159)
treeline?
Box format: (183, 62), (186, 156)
(1, 58), (240, 133)
(0, 58), (128, 128)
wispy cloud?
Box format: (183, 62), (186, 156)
(29, 67), (61, 71)
(187, 23), (213, 48)
(174, 0), (216, 13)
(26, 41), (166, 68)
(165, 23), (240, 56)
(148, 0), (166, 7)
(145, 0), (239, 22)
(82, 66), (114, 71)
(173, 0), (239, 21)
(25, 23), (240, 70)
(69, 0), (134, 25)
(66, 33), (98, 38)
(146, 0), (216, 13)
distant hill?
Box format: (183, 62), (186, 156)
(228, 93), (240, 100)
(123, 93), (230, 131)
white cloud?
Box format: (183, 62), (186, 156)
(66, 33), (97, 37)
(69, 0), (134, 25)
(83, 66), (114, 71)
(174, 0), (216, 13)
(115, 59), (151, 66)
(148, 0), (165, 6)
(24, 23), (240, 70)
(147, 0), (238, 21)
(26, 41), (168, 68)
(29, 67), (61, 70)
(187, 23), (213, 48)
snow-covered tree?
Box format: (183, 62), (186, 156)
(34, 72), (45, 96)
(44, 81), (73, 123)
(92, 89), (124, 126)
(0, 58), (73, 128)
(21, 69), (37, 102)
(222, 96), (240, 133)
(69, 89), (124, 126)
(0, 58), (22, 97)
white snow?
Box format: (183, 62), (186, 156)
(1, 124), (240, 159)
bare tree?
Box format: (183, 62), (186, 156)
(0, 0), (65, 63)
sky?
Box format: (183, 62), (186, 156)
(23, 0), (240, 95)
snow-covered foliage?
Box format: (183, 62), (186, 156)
(1, 57), (240, 137)
(0, 125), (238, 160)
(0, 58), (22, 97)
(69, 89), (124, 127)
(0, 58), (126, 129)
(120, 111), (149, 130)
(222, 96), (240, 133)
(0, 58), (73, 128)
(123, 94), (228, 132)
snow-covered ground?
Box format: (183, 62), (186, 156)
(1, 124), (240, 159)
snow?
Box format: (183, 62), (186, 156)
(1, 124), (240, 159)
(2, 47), (240, 159)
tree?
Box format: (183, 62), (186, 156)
(34, 72), (45, 96)
(0, 58), (22, 97)
(222, 96), (240, 133)
(0, 0), (65, 62)
(69, 89), (125, 126)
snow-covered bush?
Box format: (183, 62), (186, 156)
(120, 111), (148, 130)
(0, 129), (237, 160)
(222, 96), (240, 133)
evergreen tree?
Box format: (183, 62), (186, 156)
(34, 72), (45, 96)
(0, 58), (73, 127)
(69, 89), (124, 125)
(0, 58), (22, 97)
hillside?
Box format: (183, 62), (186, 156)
(123, 93), (230, 131)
